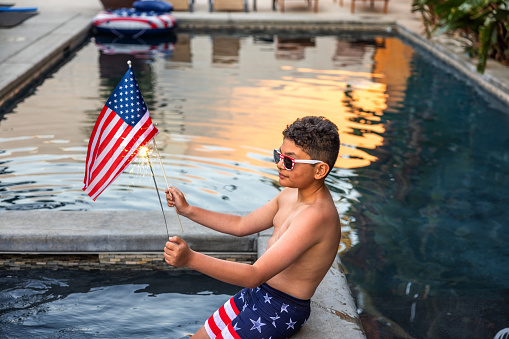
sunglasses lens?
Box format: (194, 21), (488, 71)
(273, 150), (280, 164)
(283, 157), (293, 170)
(273, 150), (294, 170)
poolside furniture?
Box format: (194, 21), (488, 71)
(275, 0), (318, 12)
(209, 0), (248, 12)
(0, 7), (38, 27)
(170, 0), (195, 11)
(341, 0), (389, 13)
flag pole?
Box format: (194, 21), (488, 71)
(152, 138), (184, 233)
(128, 59), (183, 234)
(147, 154), (170, 239)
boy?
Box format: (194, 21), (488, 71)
(164, 116), (341, 339)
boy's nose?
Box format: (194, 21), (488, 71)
(276, 158), (286, 170)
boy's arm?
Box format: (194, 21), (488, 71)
(164, 206), (327, 288)
(166, 186), (278, 236)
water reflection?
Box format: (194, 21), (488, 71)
(275, 37), (315, 60)
(1, 31), (508, 338)
(212, 36), (240, 64)
(340, 46), (509, 338)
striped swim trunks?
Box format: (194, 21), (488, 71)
(204, 283), (311, 339)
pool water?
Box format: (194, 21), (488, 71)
(0, 270), (239, 338)
(1, 31), (508, 338)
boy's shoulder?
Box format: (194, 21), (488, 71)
(277, 187), (339, 223)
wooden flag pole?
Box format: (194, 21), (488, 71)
(147, 154), (171, 239)
(152, 138), (184, 233)
(126, 60), (183, 234)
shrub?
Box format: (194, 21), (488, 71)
(412, 0), (509, 73)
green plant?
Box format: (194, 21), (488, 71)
(412, 0), (509, 73)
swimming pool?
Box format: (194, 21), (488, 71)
(1, 30), (508, 338)
(0, 269), (239, 338)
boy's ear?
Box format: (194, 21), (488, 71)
(314, 163), (329, 180)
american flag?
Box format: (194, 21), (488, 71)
(83, 66), (159, 200)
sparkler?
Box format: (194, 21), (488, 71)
(141, 146), (170, 238)
(140, 142), (184, 233)
(151, 138), (184, 232)
(137, 144), (184, 235)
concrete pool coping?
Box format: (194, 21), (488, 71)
(0, 211), (366, 338)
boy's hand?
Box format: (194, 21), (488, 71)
(165, 186), (190, 216)
(164, 236), (193, 267)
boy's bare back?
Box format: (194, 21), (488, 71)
(265, 185), (341, 300)
(251, 134), (341, 300)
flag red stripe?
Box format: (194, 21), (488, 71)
(87, 127), (155, 200)
(90, 119), (131, 181)
(85, 109), (119, 184)
(86, 122), (133, 198)
(85, 116), (157, 200)
(86, 121), (150, 198)
(84, 111), (124, 191)
(84, 106), (114, 185)
(88, 124), (156, 200)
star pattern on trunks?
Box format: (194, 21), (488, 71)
(270, 313), (280, 327)
(286, 318), (297, 329)
(250, 317), (266, 333)
(206, 285), (310, 339)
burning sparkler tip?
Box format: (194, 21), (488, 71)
(138, 146), (150, 157)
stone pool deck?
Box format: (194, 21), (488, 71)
(2, 0), (509, 338)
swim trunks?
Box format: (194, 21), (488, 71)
(204, 283), (311, 339)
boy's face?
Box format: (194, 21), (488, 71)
(276, 139), (319, 188)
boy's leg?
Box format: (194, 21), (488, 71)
(196, 290), (244, 339)
(191, 325), (210, 339)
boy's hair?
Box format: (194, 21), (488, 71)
(282, 116), (340, 175)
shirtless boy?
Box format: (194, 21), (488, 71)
(164, 116), (341, 339)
